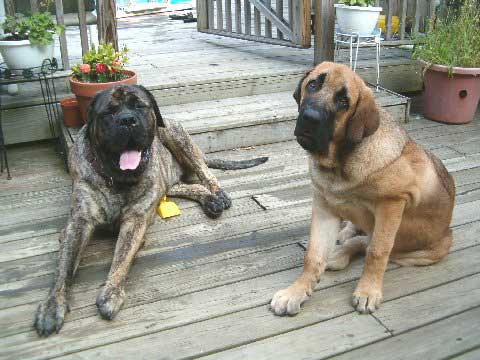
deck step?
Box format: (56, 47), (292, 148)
(60, 85), (410, 158)
(2, 49), (420, 146)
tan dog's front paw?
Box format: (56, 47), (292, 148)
(352, 284), (382, 314)
(270, 286), (311, 316)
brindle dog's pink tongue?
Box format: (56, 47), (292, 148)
(119, 150), (141, 170)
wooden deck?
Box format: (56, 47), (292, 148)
(1, 95), (480, 359)
(1, 13), (422, 145)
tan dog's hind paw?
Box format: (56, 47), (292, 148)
(352, 284), (382, 314)
(270, 286), (311, 316)
(96, 285), (125, 320)
(326, 246), (351, 271)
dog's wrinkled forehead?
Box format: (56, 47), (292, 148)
(109, 86), (149, 109)
(305, 63), (356, 95)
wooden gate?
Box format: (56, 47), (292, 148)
(197, 0), (311, 48)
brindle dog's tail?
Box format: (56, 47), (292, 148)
(205, 157), (268, 170)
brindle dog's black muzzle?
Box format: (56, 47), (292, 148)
(294, 100), (335, 154)
(116, 111), (139, 128)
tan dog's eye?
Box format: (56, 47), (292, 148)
(307, 81), (316, 90)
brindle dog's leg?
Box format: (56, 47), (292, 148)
(34, 207), (96, 336)
(167, 183), (224, 218)
(96, 208), (154, 320)
(160, 123), (231, 211)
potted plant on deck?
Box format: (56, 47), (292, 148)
(334, 0), (382, 36)
(70, 42), (137, 123)
(413, 0), (480, 124)
(0, 12), (64, 69)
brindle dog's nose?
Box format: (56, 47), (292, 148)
(118, 113), (137, 127)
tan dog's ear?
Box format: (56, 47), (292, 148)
(293, 69), (312, 108)
(346, 86), (380, 144)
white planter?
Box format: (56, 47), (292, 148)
(334, 4), (382, 36)
(0, 39), (54, 70)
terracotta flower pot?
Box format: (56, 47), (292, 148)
(60, 97), (83, 128)
(419, 61), (480, 124)
(69, 70), (137, 122)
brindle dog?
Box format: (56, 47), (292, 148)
(34, 85), (267, 336)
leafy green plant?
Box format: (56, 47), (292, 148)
(1, 12), (64, 45)
(412, 0), (480, 72)
(71, 43), (130, 83)
(337, 0), (376, 6)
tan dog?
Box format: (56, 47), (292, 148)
(270, 62), (455, 315)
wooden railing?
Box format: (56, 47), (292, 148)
(197, 0), (311, 48)
(378, 0), (435, 42)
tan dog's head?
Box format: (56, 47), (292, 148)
(293, 62), (379, 156)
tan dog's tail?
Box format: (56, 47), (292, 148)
(205, 157), (268, 170)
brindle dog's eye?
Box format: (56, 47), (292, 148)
(307, 81), (316, 90)
(135, 101), (147, 109)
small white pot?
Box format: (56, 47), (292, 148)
(0, 39), (54, 70)
(334, 4), (382, 36)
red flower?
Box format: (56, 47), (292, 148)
(111, 59), (121, 73)
(95, 63), (107, 74)
(79, 63), (91, 73)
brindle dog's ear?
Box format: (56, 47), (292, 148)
(293, 69), (312, 109)
(86, 90), (104, 124)
(137, 85), (165, 127)
(346, 86), (380, 144)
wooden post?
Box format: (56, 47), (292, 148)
(276, 0), (284, 39)
(197, 0), (209, 30)
(399, 0), (407, 39)
(55, 0), (70, 69)
(216, 0), (223, 30)
(30, 0), (38, 12)
(77, 0), (89, 55)
(414, 0), (420, 34)
(235, 0), (241, 33)
(292, 0), (310, 47)
(97, 0), (119, 50)
(265, 0), (272, 38)
(385, 0), (393, 40)
(4, 0), (15, 16)
(225, 0), (232, 31)
(314, 0), (334, 64)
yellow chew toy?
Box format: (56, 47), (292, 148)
(157, 195), (181, 219)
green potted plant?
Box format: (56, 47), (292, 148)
(0, 12), (64, 69)
(334, 0), (382, 36)
(413, 0), (480, 124)
(69, 42), (137, 123)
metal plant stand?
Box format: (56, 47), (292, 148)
(0, 58), (60, 180)
(334, 28), (382, 90)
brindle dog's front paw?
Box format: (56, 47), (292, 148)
(96, 285), (125, 320)
(202, 195), (224, 219)
(34, 295), (69, 337)
(215, 189), (232, 210)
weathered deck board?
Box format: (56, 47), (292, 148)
(12, 243), (477, 360)
(330, 307), (480, 360)
(1, 104), (480, 359)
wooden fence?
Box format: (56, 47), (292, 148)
(197, 0), (311, 47)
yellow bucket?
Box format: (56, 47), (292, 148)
(377, 15), (399, 34)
